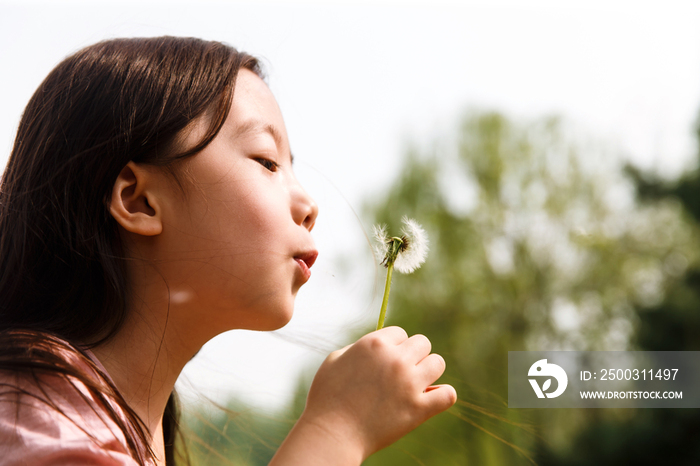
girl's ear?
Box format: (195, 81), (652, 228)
(109, 161), (163, 236)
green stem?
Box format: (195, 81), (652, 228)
(376, 261), (395, 330)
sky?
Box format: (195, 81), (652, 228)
(2, 0), (700, 411)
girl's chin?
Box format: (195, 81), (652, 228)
(265, 310), (295, 331)
(242, 306), (295, 332)
(199, 296), (296, 333)
(210, 314), (293, 337)
(242, 319), (292, 332)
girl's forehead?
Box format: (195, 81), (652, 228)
(231, 70), (283, 122)
(226, 70), (290, 150)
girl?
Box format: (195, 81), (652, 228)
(0, 37), (457, 465)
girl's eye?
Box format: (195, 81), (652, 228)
(254, 157), (279, 172)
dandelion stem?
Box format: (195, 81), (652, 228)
(376, 261), (394, 330)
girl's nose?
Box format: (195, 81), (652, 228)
(292, 183), (319, 232)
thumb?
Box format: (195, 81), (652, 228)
(327, 343), (353, 361)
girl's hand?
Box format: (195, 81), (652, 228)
(273, 326), (457, 464)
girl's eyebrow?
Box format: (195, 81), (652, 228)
(234, 120), (283, 147)
(233, 120), (294, 164)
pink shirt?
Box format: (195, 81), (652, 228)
(0, 349), (152, 465)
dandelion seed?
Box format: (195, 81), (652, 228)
(394, 217), (429, 274)
(372, 224), (390, 263)
(372, 217), (429, 330)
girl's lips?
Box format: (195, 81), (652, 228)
(294, 251), (318, 281)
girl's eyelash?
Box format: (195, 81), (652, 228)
(254, 157), (279, 172)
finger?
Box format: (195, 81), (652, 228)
(416, 353), (447, 386)
(399, 334), (432, 362)
(327, 343), (353, 362)
(370, 326), (408, 345)
(421, 384), (458, 417)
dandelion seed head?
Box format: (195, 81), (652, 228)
(394, 216), (429, 274)
(372, 224), (390, 263)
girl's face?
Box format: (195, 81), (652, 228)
(152, 69), (318, 337)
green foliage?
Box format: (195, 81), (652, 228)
(538, 133), (700, 466)
(361, 111), (700, 464)
(179, 400), (294, 466)
(179, 374), (310, 466)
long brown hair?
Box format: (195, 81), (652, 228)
(0, 36), (261, 465)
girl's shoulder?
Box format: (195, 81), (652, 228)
(0, 331), (148, 465)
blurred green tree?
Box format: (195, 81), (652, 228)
(180, 372), (310, 466)
(360, 112), (699, 465)
(180, 402), (289, 465)
(537, 132), (700, 466)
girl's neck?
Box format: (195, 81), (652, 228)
(90, 270), (209, 465)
